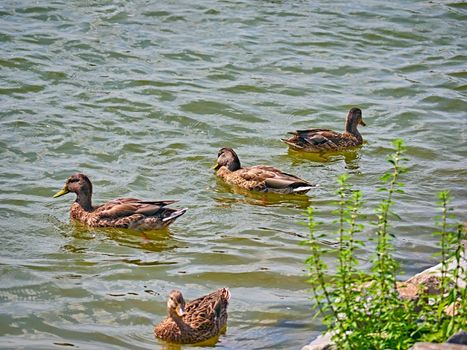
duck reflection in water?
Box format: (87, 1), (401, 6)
(286, 148), (362, 170)
(213, 178), (312, 209)
(56, 220), (179, 255)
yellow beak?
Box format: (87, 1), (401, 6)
(176, 305), (185, 317)
(212, 162), (221, 170)
(53, 186), (69, 198)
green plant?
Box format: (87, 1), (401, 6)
(417, 191), (467, 342)
(304, 139), (466, 349)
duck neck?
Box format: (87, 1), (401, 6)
(227, 157), (241, 172)
(345, 118), (362, 141)
(75, 190), (93, 212)
(169, 310), (191, 333)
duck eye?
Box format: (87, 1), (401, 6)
(69, 178), (79, 183)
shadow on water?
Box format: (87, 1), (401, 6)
(48, 215), (180, 253)
(105, 227), (179, 253)
(285, 148), (362, 170)
(155, 331), (225, 350)
(212, 179), (312, 209)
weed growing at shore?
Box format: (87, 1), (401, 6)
(304, 139), (466, 349)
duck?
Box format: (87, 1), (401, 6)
(214, 148), (316, 194)
(154, 288), (231, 344)
(53, 173), (187, 230)
(282, 107), (366, 152)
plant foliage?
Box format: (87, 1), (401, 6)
(304, 139), (466, 349)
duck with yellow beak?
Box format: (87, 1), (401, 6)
(53, 173), (187, 230)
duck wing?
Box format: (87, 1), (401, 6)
(183, 288), (231, 328)
(241, 166), (314, 193)
(96, 199), (178, 218)
(283, 128), (341, 150)
(293, 128), (341, 146)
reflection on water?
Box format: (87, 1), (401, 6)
(286, 148), (362, 170)
(63, 223), (179, 254)
(213, 179), (312, 209)
(156, 332), (224, 350)
(1, 0), (466, 349)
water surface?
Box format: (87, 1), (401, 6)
(1, 1), (466, 349)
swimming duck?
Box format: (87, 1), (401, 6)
(154, 288), (231, 344)
(282, 107), (366, 152)
(214, 148), (315, 194)
(53, 173), (187, 230)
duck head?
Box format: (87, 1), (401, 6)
(214, 148), (241, 171)
(167, 290), (186, 318)
(345, 107), (365, 134)
(53, 173), (93, 211)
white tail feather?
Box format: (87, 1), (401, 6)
(292, 184), (319, 193)
(162, 208), (188, 222)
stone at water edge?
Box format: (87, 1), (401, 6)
(410, 343), (467, 350)
(301, 332), (336, 350)
(447, 330), (467, 345)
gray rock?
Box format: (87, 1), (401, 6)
(410, 342), (467, 350)
(447, 330), (467, 345)
(301, 332), (336, 350)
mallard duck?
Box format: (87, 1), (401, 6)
(154, 288), (231, 344)
(282, 107), (366, 152)
(53, 173), (187, 230)
(214, 148), (316, 194)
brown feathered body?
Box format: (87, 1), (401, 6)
(54, 174), (186, 230)
(154, 288), (231, 344)
(214, 148), (315, 194)
(69, 198), (186, 230)
(282, 107), (366, 152)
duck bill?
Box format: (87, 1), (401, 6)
(53, 186), (69, 198)
(176, 305), (185, 317)
(360, 119), (366, 126)
(212, 162), (221, 170)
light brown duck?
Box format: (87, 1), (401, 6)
(154, 288), (230, 344)
(214, 148), (316, 194)
(53, 173), (186, 230)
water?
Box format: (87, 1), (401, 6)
(0, 1), (466, 349)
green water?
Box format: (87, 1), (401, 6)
(0, 1), (466, 349)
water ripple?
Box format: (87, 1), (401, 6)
(0, 0), (466, 349)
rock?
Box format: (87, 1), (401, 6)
(397, 240), (466, 303)
(301, 332), (336, 350)
(447, 330), (467, 345)
(410, 342), (467, 350)
(444, 302), (462, 317)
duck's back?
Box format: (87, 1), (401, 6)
(184, 288), (230, 328)
(218, 165), (311, 193)
(284, 128), (361, 151)
(70, 199), (185, 229)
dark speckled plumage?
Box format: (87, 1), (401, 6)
(282, 107), (366, 152)
(53, 173), (186, 230)
(214, 148), (316, 194)
(154, 288), (231, 344)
